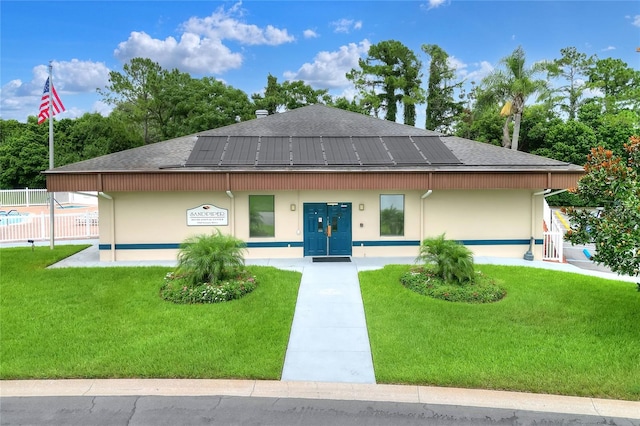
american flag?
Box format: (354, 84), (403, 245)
(38, 77), (65, 124)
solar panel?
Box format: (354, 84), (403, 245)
(322, 136), (360, 165)
(185, 136), (228, 166)
(258, 136), (290, 165)
(411, 136), (461, 164)
(292, 137), (325, 165)
(185, 134), (460, 168)
(221, 136), (259, 165)
(351, 136), (394, 165)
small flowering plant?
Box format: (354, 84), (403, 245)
(161, 270), (258, 304)
(400, 266), (506, 304)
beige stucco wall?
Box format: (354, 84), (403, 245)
(98, 189), (544, 261)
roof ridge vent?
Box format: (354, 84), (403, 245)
(255, 110), (268, 119)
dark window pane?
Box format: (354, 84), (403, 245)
(249, 195), (275, 237)
(380, 195), (404, 236)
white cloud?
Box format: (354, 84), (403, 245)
(114, 31), (243, 74)
(34, 59), (111, 93)
(631, 14), (640, 27)
(283, 40), (371, 89)
(331, 19), (363, 34)
(303, 29), (319, 39)
(0, 59), (111, 121)
(421, 0), (450, 11)
(92, 100), (113, 116)
(446, 56), (466, 74)
(601, 46), (616, 51)
(115, 2), (294, 75)
(452, 58), (494, 83)
(181, 3), (294, 46)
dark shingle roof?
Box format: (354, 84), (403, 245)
(48, 104), (583, 173)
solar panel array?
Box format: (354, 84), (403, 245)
(186, 135), (461, 167)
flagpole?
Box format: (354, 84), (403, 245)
(48, 62), (55, 249)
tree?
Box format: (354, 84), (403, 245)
(63, 113), (144, 161)
(422, 44), (463, 132)
(251, 74), (284, 115)
(454, 108), (504, 146)
(327, 96), (368, 114)
(99, 58), (165, 144)
(477, 46), (547, 150)
(0, 118), (49, 188)
(586, 58), (640, 114)
(517, 104), (562, 153)
(545, 47), (594, 121)
(565, 136), (640, 282)
(165, 76), (254, 138)
(347, 40), (423, 125)
(252, 74), (331, 114)
(531, 120), (597, 165)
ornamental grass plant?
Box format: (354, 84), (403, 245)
(416, 234), (475, 284)
(411, 234), (506, 303)
(161, 231), (257, 304)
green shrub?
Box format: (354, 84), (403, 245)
(416, 234), (475, 284)
(176, 230), (247, 287)
(400, 267), (506, 303)
(163, 231), (257, 304)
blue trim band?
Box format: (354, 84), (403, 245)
(99, 239), (543, 251)
(246, 241), (304, 248)
(99, 243), (181, 250)
(352, 240), (420, 247)
(459, 239), (544, 246)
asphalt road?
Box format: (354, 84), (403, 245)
(2, 395), (639, 426)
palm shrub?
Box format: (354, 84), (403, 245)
(416, 234), (475, 284)
(176, 230), (247, 286)
(161, 231), (256, 304)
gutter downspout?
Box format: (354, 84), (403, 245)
(98, 192), (115, 261)
(226, 190), (235, 236)
(543, 189), (568, 198)
(420, 190), (433, 244)
(524, 189), (551, 261)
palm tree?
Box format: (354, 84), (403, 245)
(478, 46), (547, 150)
(176, 231), (246, 286)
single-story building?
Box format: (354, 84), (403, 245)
(45, 104), (583, 262)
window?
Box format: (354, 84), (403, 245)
(249, 195), (275, 237)
(380, 194), (404, 236)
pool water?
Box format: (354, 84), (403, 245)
(0, 214), (29, 226)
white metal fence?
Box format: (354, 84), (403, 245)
(0, 188), (49, 207)
(0, 212), (99, 243)
(542, 199), (564, 262)
(1, 188), (99, 207)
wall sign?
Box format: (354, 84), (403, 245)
(187, 204), (228, 226)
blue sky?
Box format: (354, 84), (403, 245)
(1, 0), (638, 126)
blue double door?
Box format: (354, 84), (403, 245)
(303, 203), (352, 257)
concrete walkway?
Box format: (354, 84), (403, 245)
(281, 261), (375, 383)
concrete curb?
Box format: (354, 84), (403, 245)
(1, 379), (639, 419)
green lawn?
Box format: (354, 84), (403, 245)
(0, 246), (301, 380)
(359, 265), (640, 401)
(3, 246), (639, 400)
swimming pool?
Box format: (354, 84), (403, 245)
(0, 213), (29, 226)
